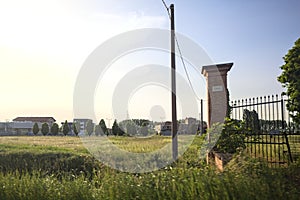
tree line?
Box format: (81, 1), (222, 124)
(32, 120), (73, 136)
(31, 119), (153, 136)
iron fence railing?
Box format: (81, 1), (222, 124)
(230, 94), (300, 166)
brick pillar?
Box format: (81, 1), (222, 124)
(201, 63), (233, 128)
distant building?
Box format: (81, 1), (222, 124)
(155, 121), (172, 136)
(73, 119), (93, 135)
(0, 121), (33, 135)
(184, 117), (197, 125)
(0, 122), (12, 135)
(178, 117), (198, 135)
(13, 117), (56, 128)
(0, 117), (57, 135)
(154, 118), (206, 136)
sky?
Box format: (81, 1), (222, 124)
(0, 0), (300, 124)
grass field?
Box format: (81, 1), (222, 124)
(0, 135), (299, 199)
(0, 136), (88, 154)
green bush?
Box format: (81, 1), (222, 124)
(212, 118), (246, 154)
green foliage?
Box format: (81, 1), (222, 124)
(112, 120), (124, 136)
(213, 118), (246, 154)
(243, 109), (260, 134)
(41, 123), (49, 136)
(73, 122), (79, 136)
(259, 119), (287, 131)
(126, 121), (137, 136)
(132, 119), (150, 127)
(99, 119), (108, 136)
(0, 172), (98, 200)
(140, 126), (148, 136)
(118, 128), (125, 136)
(0, 151), (99, 176)
(32, 123), (39, 135)
(50, 123), (59, 135)
(119, 119), (151, 136)
(119, 120), (133, 135)
(86, 120), (94, 136)
(94, 125), (101, 136)
(278, 38), (300, 124)
(0, 159), (299, 200)
(0, 136), (299, 199)
(209, 112), (262, 154)
(62, 120), (70, 136)
(226, 88), (231, 117)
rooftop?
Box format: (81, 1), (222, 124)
(13, 117), (56, 123)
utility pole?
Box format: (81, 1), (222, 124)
(170, 4), (178, 160)
(200, 99), (204, 135)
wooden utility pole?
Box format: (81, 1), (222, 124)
(200, 99), (204, 135)
(170, 4), (178, 160)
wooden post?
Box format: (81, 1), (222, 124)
(170, 4), (178, 160)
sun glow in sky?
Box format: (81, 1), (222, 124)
(0, 0), (300, 123)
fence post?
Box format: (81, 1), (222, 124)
(281, 98), (293, 163)
(200, 99), (204, 135)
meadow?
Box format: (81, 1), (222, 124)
(0, 136), (299, 199)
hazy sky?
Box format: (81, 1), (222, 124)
(0, 0), (300, 124)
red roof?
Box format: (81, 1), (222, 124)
(13, 117), (56, 123)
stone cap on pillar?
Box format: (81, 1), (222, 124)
(201, 63), (233, 77)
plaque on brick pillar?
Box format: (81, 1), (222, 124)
(201, 63), (233, 128)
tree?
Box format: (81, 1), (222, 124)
(95, 125), (101, 136)
(140, 126), (148, 136)
(112, 120), (118, 136)
(51, 123), (59, 135)
(111, 120), (125, 136)
(99, 119), (108, 136)
(118, 126), (125, 136)
(41, 123), (49, 136)
(126, 122), (137, 136)
(243, 109), (260, 134)
(33, 123), (39, 135)
(278, 38), (300, 124)
(112, 120), (125, 136)
(132, 119), (150, 127)
(86, 120), (94, 136)
(119, 120), (137, 136)
(62, 120), (70, 136)
(72, 123), (79, 136)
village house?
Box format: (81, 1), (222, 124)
(0, 117), (57, 135)
(13, 117), (56, 128)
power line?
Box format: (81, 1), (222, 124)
(161, 0), (171, 19)
(160, 1), (203, 101)
(175, 35), (203, 101)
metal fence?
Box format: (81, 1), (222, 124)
(230, 94), (300, 166)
